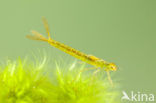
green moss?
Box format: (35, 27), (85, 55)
(0, 59), (120, 103)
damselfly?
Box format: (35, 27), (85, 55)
(26, 17), (117, 85)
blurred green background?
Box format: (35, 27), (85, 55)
(0, 0), (155, 97)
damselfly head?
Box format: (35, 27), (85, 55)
(106, 63), (117, 71)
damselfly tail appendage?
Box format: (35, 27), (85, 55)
(42, 17), (52, 41)
(26, 17), (53, 42)
(26, 30), (48, 41)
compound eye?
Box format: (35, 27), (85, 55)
(111, 66), (114, 69)
(112, 65), (117, 71)
(108, 63), (117, 71)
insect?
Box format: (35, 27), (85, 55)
(26, 17), (117, 85)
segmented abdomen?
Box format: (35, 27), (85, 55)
(48, 40), (105, 67)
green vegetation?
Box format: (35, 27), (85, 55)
(0, 58), (120, 103)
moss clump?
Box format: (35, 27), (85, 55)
(0, 59), (120, 103)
